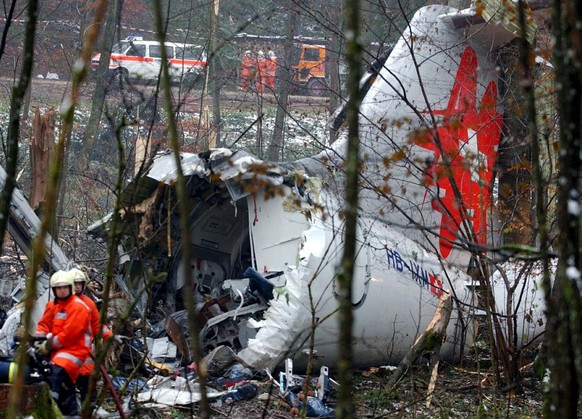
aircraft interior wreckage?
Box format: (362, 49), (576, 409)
(0, 5), (547, 371)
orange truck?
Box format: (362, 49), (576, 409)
(290, 43), (328, 96)
(238, 42), (329, 96)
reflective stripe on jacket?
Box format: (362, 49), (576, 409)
(78, 294), (112, 376)
(35, 295), (91, 383)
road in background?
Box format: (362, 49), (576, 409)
(0, 77), (330, 114)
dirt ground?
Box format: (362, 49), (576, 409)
(200, 367), (544, 418)
(0, 77), (331, 115)
(95, 344), (546, 419)
(101, 368), (544, 419)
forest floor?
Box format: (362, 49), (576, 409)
(201, 365), (544, 418)
(94, 340), (547, 419)
(96, 367), (546, 419)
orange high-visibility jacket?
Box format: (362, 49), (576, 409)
(241, 54), (255, 77)
(35, 295), (91, 383)
(265, 58), (276, 89)
(266, 57), (276, 77)
(256, 57), (268, 81)
(78, 294), (112, 376)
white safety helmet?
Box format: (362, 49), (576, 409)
(70, 267), (88, 284)
(268, 50), (276, 58)
(257, 50), (264, 57)
(50, 270), (75, 289)
(245, 50), (252, 56)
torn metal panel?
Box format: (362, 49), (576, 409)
(478, 0), (538, 45)
(439, 8), (521, 50)
(0, 287), (52, 355)
(0, 165), (69, 273)
(236, 268), (312, 371)
(137, 384), (225, 406)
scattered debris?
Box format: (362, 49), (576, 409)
(217, 383), (258, 406)
(272, 358), (337, 417)
(287, 388), (335, 417)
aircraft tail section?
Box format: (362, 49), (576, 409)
(320, 5), (511, 266)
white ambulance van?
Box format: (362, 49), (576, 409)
(91, 36), (207, 84)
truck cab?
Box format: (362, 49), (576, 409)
(291, 44), (328, 96)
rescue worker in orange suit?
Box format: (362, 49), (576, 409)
(265, 50), (277, 90)
(70, 267), (115, 414)
(35, 270), (91, 417)
(240, 50), (255, 90)
(256, 50), (267, 93)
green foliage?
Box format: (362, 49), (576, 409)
(275, 287), (290, 305)
(421, 330), (444, 351)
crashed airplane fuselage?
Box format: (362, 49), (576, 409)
(88, 5), (545, 371)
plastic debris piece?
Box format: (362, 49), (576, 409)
(220, 383), (258, 405)
(110, 375), (149, 393)
(303, 396), (335, 417)
(137, 385), (224, 406)
(317, 366), (329, 400)
(228, 362), (253, 380)
(286, 385), (335, 417)
(203, 345), (236, 377)
(212, 362), (253, 387)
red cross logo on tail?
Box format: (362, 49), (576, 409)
(415, 46), (502, 259)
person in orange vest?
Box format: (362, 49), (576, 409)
(256, 50), (267, 93)
(70, 267), (116, 414)
(240, 50), (255, 90)
(265, 50), (277, 90)
(35, 270), (91, 416)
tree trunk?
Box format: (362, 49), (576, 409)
(83, 0), (121, 158)
(386, 293), (452, 390)
(267, 0), (299, 161)
(0, 0), (38, 255)
(210, 0), (222, 146)
(327, 2), (343, 145)
(545, 0), (582, 416)
(150, 1), (212, 417)
(335, 0), (362, 414)
(30, 108), (55, 212)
